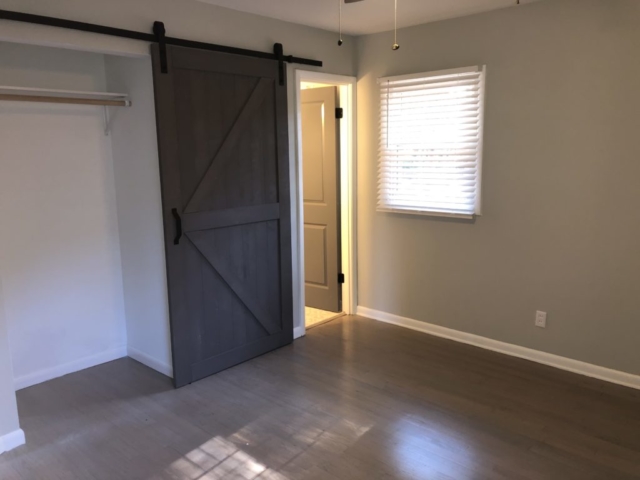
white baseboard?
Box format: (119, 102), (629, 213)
(127, 346), (173, 378)
(294, 326), (306, 339)
(356, 306), (640, 391)
(14, 345), (127, 391)
(0, 429), (25, 455)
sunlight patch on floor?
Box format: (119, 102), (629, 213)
(167, 414), (374, 480)
(169, 436), (285, 480)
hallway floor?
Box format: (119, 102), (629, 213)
(1, 316), (639, 479)
(304, 307), (343, 329)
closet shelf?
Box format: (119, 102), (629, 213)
(0, 85), (131, 107)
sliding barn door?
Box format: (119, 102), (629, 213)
(151, 45), (293, 388)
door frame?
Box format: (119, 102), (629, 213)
(291, 69), (357, 338)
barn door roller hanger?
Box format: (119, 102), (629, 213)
(0, 9), (323, 85)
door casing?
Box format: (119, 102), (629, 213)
(292, 70), (358, 338)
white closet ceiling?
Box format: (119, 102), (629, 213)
(196, 0), (542, 36)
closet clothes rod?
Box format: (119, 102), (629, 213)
(0, 94), (129, 107)
(0, 86), (131, 107)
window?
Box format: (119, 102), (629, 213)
(378, 66), (486, 218)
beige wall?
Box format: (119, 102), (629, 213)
(356, 0), (640, 375)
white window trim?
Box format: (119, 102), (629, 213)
(377, 65), (487, 219)
(378, 65), (484, 84)
(376, 208), (476, 220)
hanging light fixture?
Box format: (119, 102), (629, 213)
(338, 0), (400, 50)
(338, 0), (343, 46)
(392, 0), (399, 50)
(338, 0), (363, 45)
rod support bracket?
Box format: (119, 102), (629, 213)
(153, 21), (168, 74)
(103, 105), (111, 136)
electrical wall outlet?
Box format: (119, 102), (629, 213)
(535, 311), (547, 328)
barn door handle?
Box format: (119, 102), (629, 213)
(171, 208), (182, 245)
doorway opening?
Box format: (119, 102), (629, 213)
(293, 71), (357, 336)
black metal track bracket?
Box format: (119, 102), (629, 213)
(274, 43), (285, 86)
(153, 21), (168, 74)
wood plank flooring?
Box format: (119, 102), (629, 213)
(1, 315), (639, 479)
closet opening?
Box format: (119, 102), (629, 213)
(0, 41), (173, 395)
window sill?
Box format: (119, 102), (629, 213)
(377, 207), (477, 220)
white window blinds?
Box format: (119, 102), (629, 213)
(378, 66), (486, 218)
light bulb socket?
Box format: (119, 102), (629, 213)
(338, 39), (343, 46)
(392, 43), (400, 50)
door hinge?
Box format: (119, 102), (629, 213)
(338, 273), (345, 284)
(335, 107), (344, 119)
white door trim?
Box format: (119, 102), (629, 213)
(291, 70), (357, 339)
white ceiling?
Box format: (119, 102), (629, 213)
(196, 0), (540, 36)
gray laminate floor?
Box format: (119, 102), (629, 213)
(1, 315), (639, 479)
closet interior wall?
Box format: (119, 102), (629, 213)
(104, 54), (172, 377)
(0, 41), (171, 390)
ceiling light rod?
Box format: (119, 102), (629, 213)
(392, 0), (400, 50)
(338, 0), (373, 47)
(338, 0), (343, 46)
